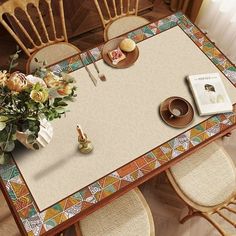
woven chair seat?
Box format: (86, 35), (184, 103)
(169, 142), (236, 207)
(80, 189), (155, 236)
(27, 42), (80, 73)
(106, 15), (149, 40)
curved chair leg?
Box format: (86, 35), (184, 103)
(53, 232), (62, 236)
(74, 222), (82, 236)
(180, 206), (195, 224)
(202, 213), (226, 236)
(222, 132), (232, 138)
(180, 208), (226, 236)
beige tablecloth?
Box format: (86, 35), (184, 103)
(13, 26), (236, 210)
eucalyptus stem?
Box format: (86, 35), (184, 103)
(3, 124), (12, 152)
(0, 93), (9, 106)
(8, 46), (21, 73)
(8, 58), (14, 74)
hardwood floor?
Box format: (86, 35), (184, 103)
(0, 193), (21, 236)
(1, 132), (236, 236)
(142, 133), (236, 236)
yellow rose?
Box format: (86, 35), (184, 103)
(6, 72), (28, 92)
(30, 89), (49, 103)
(0, 70), (8, 87)
(57, 83), (73, 96)
(44, 72), (60, 88)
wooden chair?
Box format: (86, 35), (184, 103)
(93, 0), (150, 41)
(63, 188), (155, 236)
(0, 0), (80, 73)
(166, 142), (236, 236)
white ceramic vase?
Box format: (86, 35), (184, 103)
(16, 118), (53, 150)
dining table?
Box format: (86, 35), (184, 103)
(1, 12), (236, 236)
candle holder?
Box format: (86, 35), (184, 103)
(78, 134), (93, 154)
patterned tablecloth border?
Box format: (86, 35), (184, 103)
(1, 12), (236, 236)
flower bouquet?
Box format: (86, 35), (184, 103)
(0, 62), (76, 164)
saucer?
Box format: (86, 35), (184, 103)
(102, 37), (139, 69)
(159, 96), (194, 129)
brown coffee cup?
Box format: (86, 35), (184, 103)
(168, 98), (190, 119)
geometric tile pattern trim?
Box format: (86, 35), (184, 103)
(1, 12), (236, 236)
(50, 12), (236, 87)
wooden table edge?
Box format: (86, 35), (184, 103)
(39, 124), (236, 236)
(1, 11), (236, 236)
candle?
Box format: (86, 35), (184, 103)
(77, 124), (86, 140)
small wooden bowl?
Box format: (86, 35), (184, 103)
(102, 37), (139, 69)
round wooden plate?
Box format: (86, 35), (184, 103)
(102, 37), (139, 69)
(159, 96), (194, 129)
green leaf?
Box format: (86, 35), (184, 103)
(30, 125), (40, 134)
(19, 121), (29, 132)
(33, 83), (40, 91)
(4, 141), (15, 152)
(0, 153), (10, 165)
(26, 134), (36, 144)
(11, 62), (19, 68)
(55, 106), (66, 114)
(63, 96), (75, 102)
(28, 120), (36, 128)
(0, 153), (5, 165)
(0, 116), (8, 122)
(9, 54), (19, 60)
(27, 117), (36, 121)
(57, 101), (68, 106)
(0, 122), (6, 131)
(0, 129), (8, 142)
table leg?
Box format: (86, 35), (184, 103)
(74, 222), (82, 236)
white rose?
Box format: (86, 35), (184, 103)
(26, 75), (47, 87)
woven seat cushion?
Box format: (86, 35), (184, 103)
(80, 189), (154, 236)
(170, 142), (236, 207)
(27, 42), (80, 73)
(106, 15), (149, 40)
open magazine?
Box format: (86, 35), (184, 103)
(187, 73), (233, 116)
